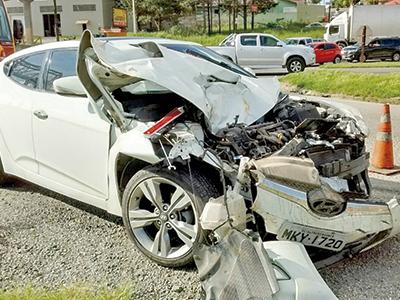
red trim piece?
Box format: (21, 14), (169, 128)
(143, 107), (184, 137)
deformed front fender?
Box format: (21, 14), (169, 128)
(106, 125), (163, 216)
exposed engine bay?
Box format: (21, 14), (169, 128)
(155, 95), (371, 219)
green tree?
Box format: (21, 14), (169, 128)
(331, 0), (361, 8)
(122, 0), (196, 31)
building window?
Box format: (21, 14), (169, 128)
(73, 4), (96, 12)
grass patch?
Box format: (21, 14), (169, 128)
(127, 28), (324, 46)
(280, 70), (400, 104)
(0, 286), (133, 300)
(321, 61), (400, 69)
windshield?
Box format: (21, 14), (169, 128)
(163, 43), (256, 78)
(0, 1), (12, 42)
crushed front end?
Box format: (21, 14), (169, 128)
(199, 95), (400, 266)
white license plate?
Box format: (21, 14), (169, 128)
(277, 223), (346, 251)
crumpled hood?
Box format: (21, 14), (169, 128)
(77, 30), (280, 133)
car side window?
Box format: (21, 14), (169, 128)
(260, 36), (278, 47)
(382, 39), (394, 47)
(45, 49), (77, 91)
(329, 26), (339, 35)
(240, 35), (257, 46)
(369, 40), (381, 47)
(325, 44), (336, 50)
(9, 52), (46, 89)
(393, 39), (400, 46)
(315, 44), (324, 50)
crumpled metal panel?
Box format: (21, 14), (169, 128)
(194, 230), (279, 300)
(77, 30), (281, 134)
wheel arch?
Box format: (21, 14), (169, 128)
(285, 54), (306, 67)
(108, 152), (224, 216)
(336, 41), (348, 48)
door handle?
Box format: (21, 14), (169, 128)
(33, 110), (48, 120)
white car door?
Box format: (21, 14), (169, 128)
(259, 35), (284, 68)
(0, 51), (47, 175)
(32, 48), (111, 203)
(236, 35), (262, 68)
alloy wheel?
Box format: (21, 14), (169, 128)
(290, 60), (302, 72)
(127, 177), (198, 259)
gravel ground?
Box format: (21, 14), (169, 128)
(1, 178), (400, 300)
(0, 182), (201, 299)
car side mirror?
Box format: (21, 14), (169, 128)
(53, 76), (87, 97)
(276, 41), (285, 47)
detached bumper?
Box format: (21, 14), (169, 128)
(253, 176), (400, 263)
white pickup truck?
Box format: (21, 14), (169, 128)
(209, 33), (316, 73)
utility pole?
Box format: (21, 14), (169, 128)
(360, 25), (366, 63)
(132, 0), (137, 33)
(217, 0), (221, 34)
(53, 0), (59, 41)
(243, 0), (247, 30)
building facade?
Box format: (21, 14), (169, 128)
(196, 0), (325, 26)
(4, 0), (123, 37)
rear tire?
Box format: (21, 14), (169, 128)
(333, 56), (342, 64)
(287, 57), (305, 73)
(122, 165), (220, 267)
(392, 52), (400, 62)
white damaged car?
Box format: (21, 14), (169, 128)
(0, 31), (399, 294)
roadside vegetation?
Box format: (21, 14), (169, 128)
(127, 23), (324, 45)
(280, 70), (400, 104)
(321, 61), (400, 69)
(0, 286), (133, 300)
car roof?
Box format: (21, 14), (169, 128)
(236, 33), (277, 38)
(311, 41), (336, 46)
(372, 36), (400, 40)
(287, 37), (313, 40)
(2, 37), (200, 63)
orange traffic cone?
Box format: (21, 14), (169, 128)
(369, 103), (400, 175)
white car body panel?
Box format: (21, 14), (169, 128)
(0, 71), (38, 174)
(32, 93), (110, 199)
(265, 241), (337, 300)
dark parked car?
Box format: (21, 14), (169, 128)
(349, 37), (400, 62)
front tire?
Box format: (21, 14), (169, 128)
(392, 52), (400, 62)
(122, 165), (219, 267)
(287, 57), (305, 73)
